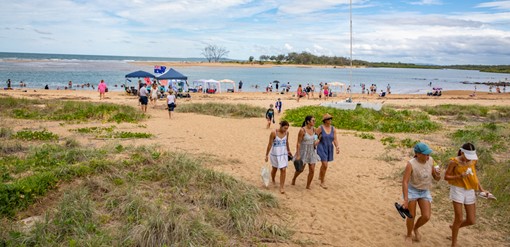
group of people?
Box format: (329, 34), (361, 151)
(265, 113), (339, 194)
(400, 142), (494, 246)
(137, 80), (176, 118)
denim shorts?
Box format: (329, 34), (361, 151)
(406, 184), (432, 202)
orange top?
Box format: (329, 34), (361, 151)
(447, 157), (479, 190)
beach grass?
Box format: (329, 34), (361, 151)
(0, 96), (145, 123)
(419, 104), (510, 122)
(177, 102), (266, 118)
(283, 106), (441, 133)
(70, 126), (152, 139)
(0, 131), (288, 245)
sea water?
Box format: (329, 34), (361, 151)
(1, 52), (509, 94)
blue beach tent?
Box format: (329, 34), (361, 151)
(125, 70), (156, 78)
(156, 68), (188, 80)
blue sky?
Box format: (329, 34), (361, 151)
(1, 0), (509, 65)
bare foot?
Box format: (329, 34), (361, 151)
(320, 183), (328, 189)
(413, 228), (422, 242)
(306, 186), (311, 189)
(291, 178), (296, 185)
(280, 189), (285, 194)
(404, 236), (413, 244)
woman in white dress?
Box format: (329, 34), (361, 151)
(265, 120), (292, 194)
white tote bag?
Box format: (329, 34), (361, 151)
(261, 165), (270, 188)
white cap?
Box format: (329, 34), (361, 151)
(460, 148), (478, 160)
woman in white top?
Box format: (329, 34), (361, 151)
(265, 120), (292, 194)
(151, 83), (158, 107)
(166, 90), (176, 119)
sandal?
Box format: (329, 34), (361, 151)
(478, 191), (497, 200)
(395, 202), (413, 219)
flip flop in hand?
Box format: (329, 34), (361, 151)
(478, 191), (497, 200)
(395, 202), (413, 219)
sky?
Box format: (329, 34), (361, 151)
(1, 0), (509, 65)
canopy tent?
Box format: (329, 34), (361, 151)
(123, 70), (156, 95)
(156, 68), (188, 80)
(125, 70), (156, 78)
(192, 79), (221, 93)
(327, 82), (347, 94)
(219, 79), (235, 92)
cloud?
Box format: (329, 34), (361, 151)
(408, 0), (443, 6)
(476, 1), (510, 10)
(0, 0), (509, 64)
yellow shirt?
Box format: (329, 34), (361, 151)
(447, 157), (479, 190)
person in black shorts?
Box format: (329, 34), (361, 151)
(139, 84), (149, 112)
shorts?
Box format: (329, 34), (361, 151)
(449, 186), (476, 205)
(140, 96), (148, 105)
(406, 184), (432, 202)
(168, 103), (175, 111)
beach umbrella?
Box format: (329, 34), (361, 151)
(273, 80), (280, 84)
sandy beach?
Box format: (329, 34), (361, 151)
(1, 88), (509, 246)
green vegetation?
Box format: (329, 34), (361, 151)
(178, 102), (266, 118)
(0, 128), (287, 245)
(241, 52), (510, 73)
(420, 104), (510, 122)
(0, 96), (145, 123)
(283, 106), (441, 133)
(356, 133), (375, 140)
(380, 136), (418, 149)
(13, 129), (59, 141)
(0, 142), (110, 216)
(70, 126), (152, 139)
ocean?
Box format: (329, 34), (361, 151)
(1, 52), (509, 94)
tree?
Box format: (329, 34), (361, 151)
(248, 56), (254, 62)
(202, 44), (230, 62)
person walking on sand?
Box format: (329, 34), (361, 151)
(150, 83), (159, 108)
(323, 83), (329, 100)
(292, 115), (320, 189)
(265, 120), (292, 194)
(297, 84), (303, 102)
(98, 80), (107, 100)
(139, 83), (149, 112)
(444, 143), (491, 247)
(401, 142), (441, 243)
(275, 98), (282, 114)
(238, 80), (243, 92)
(315, 113), (339, 189)
(265, 104), (275, 129)
(166, 90), (176, 119)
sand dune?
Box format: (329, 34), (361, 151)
(2, 89), (509, 246)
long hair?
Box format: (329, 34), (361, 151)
(301, 115), (314, 127)
(458, 142), (476, 156)
(280, 120), (289, 127)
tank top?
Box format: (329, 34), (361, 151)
(447, 157), (479, 190)
(409, 157), (434, 190)
(270, 130), (289, 168)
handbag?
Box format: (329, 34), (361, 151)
(293, 159), (304, 172)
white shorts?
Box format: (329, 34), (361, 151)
(450, 186), (476, 205)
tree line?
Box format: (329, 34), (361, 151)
(201, 44), (510, 73)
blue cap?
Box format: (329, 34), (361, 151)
(414, 142), (432, 155)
